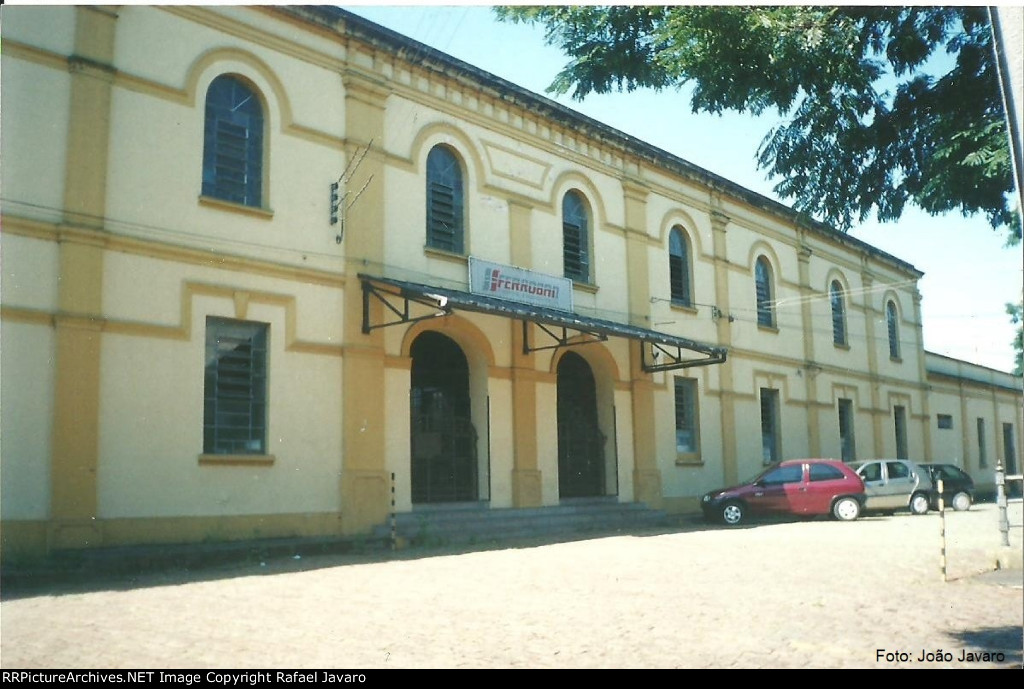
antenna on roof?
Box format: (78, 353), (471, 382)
(330, 138), (375, 244)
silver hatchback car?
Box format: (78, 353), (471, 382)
(850, 459), (934, 515)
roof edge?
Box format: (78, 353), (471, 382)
(278, 5), (922, 278)
(925, 350), (1023, 380)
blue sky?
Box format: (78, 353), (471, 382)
(344, 4), (1023, 374)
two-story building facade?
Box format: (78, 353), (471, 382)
(2, 6), (1020, 560)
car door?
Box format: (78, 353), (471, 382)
(857, 461), (888, 510)
(748, 463), (804, 516)
(883, 461), (915, 509)
(806, 462), (851, 515)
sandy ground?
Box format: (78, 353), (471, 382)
(1, 503), (1021, 669)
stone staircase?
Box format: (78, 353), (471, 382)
(373, 497), (673, 548)
(1, 500), (674, 586)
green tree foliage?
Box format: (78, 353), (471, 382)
(496, 6), (1019, 243)
(1008, 302), (1024, 376)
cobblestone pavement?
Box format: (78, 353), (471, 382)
(2, 503), (1021, 669)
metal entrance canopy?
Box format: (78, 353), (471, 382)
(359, 274), (727, 372)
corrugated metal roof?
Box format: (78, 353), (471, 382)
(360, 274), (728, 366)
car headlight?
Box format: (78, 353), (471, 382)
(702, 494), (711, 503)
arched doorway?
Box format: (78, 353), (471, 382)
(557, 351), (606, 498)
(410, 331), (478, 503)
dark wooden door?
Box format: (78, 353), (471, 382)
(557, 352), (605, 498)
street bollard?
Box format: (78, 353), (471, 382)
(996, 462), (1009, 547)
(937, 477), (946, 582)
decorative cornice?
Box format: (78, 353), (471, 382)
(277, 6), (922, 280)
(1, 213), (346, 288)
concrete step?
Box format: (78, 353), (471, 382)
(2, 502), (671, 585)
(373, 498), (671, 547)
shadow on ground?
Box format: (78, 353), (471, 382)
(946, 625), (1024, 667)
(1, 518), (714, 601)
(3, 507), (1016, 602)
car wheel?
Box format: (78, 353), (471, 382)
(721, 501), (745, 526)
(909, 492), (930, 515)
(832, 496), (860, 521)
(952, 492), (972, 512)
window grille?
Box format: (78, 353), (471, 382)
(204, 317), (268, 455)
(894, 405), (908, 459)
(886, 301), (901, 359)
(760, 388), (780, 463)
(674, 377), (699, 453)
(669, 228), (692, 306)
(426, 146), (464, 253)
(755, 258), (774, 327)
(838, 398), (856, 461)
(202, 75), (263, 207)
(830, 281), (847, 346)
(1003, 423), (1018, 474)
(978, 418), (988, 467)
(562, 191), (590, 282)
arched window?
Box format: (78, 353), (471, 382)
(886, 300), (901, 359)
(562, 191), (590, 283)
(669, 227), (692, 306)
(830, 280), (847, 346)
(754, 256), (775, 327)
(202, 75), (264, 207)
(426, 145), (465, 253)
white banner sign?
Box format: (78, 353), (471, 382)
(469, 257), (573, 312)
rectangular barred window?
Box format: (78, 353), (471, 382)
(1003, 423), (1018, 474)
(674, 377), (699, 456)
(563, 220), (589, 282)
(977, 418), (987, 468)
(427, 180), (460, 252)
(211, 120), (251, 202)
(760, 388), (781, 464)
(894, 405), (908, 460)
(204, 317), (268, 455)
(936, 414), (953, 430)
(838, 398), (856, 462)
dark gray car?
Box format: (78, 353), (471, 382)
(850, 459), (933, 515)
(919, 463), (974, 511)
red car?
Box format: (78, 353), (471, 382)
(701, 459), (866, 525)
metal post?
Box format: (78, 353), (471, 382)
(485, 396), (492, 502)
(390, 471), (397, 551)
(996, 461), (1010, 547)
(937, 478), (947, 582)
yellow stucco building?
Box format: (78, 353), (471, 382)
(2, 6), (1021, 561)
